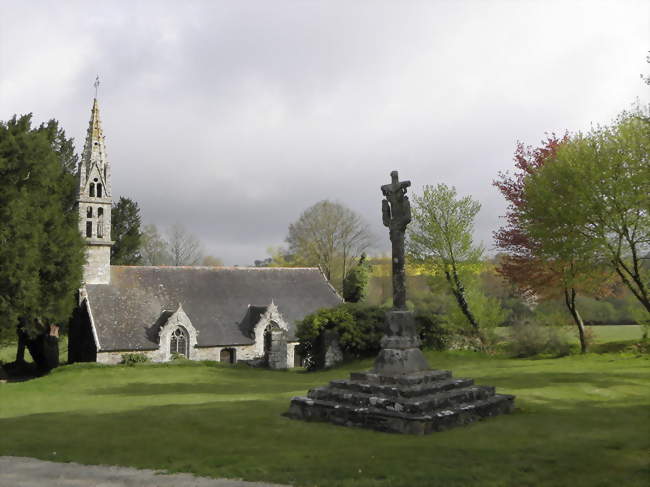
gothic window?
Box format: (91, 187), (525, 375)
(87, 207), (93, 218)
(170, 326), (189, 357)
(97, 209), (104, 238)
(89, 183), (95, 197)
(86, 221), (92, 238)
(97, 184), (103, 198)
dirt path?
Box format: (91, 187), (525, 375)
(0, 457), (291, 487)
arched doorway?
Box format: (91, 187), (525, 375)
(169, 326), (189, 357)
(220, 348), (236, 364)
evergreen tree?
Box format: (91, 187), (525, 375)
(111, 196), (143, 265)
(0, 114), (85, 370)
(343, 253), (370, 302)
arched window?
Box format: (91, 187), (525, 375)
(170, 326), (189, 357)
(86, 221), (92, 238)
(87, 207), (93, 218)
(97, 208), (104, 238)
(89, 183), (95, 197)
(97, 184), (103, 198)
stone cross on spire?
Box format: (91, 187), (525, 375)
(381, 170), (412, 309)
(94, 75), (100, 99)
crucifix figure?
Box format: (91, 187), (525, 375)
(94, 75), (100, 99)
(381, 170), (411, 309)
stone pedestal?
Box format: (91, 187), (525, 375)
(286, 310), (515, 434)
(373, 310), (429, 375)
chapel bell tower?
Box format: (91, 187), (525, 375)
(77, 89), (113, 284)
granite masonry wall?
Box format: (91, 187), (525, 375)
(96, 342), (299, 366)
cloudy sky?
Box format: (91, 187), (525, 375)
(1, 1), (648, 265)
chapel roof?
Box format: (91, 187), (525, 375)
(84, 266), (342, 351)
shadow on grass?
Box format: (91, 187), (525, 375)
(0, 395), (648, 487)
(92, 381), (304, 396)
(474, 370), (647, 390)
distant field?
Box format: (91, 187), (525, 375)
(496, 324), (644, 344)
(588, 325), (644, 343)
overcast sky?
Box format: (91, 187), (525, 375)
(1, 1), (648, 265)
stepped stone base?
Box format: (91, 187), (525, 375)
(286, 369), (515, 435)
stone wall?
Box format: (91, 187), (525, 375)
(97, 342), (300, 366)
(83, 245), (111, 285)
(96, 350), (155, 364)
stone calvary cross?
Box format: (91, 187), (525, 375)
(381, 170), (411, 310)
(285, 170), (515, 434)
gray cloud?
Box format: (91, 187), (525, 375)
(1, 0), (648, 264)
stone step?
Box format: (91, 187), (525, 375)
(349, 369), (451, 386)
(286, 393), (515, 435)
(328, 376), (474, 399)
(308, 384), (494, 415)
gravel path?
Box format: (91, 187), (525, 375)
(0, 457), (291, 487)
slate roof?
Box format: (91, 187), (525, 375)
(85, 266), (342, 351)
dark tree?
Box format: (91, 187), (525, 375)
(343, 253), (370, 303)
(111, 196), (143, 265)
(0, 115), (85, 372)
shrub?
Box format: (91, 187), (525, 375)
(296, 303), (385, 369)
(120, 353), (150, 365)
(414, 309), (449, 350)
(170, 352), (188, 361)
(442, 287), (510, 352)
(508, 319), (570, 357)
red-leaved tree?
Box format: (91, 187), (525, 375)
(493, 134), (611, 353)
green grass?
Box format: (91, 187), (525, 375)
(1, 348), (648, 487)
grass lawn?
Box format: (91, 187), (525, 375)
(1, 343), (649, 487)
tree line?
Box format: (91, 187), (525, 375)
(111, 199), (222, 267)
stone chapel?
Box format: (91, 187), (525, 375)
(67, 97), (342, 367)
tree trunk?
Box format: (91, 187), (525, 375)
(445, 269), (481, 339)
(564, 287), (587, 353)
(15, 327), (26, 364)
(613, 262), (650, 314)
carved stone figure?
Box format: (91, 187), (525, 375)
(381, 170), (411, 309)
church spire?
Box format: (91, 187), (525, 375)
(77, 88), (113, 285)
(78, 95), (111, 196)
